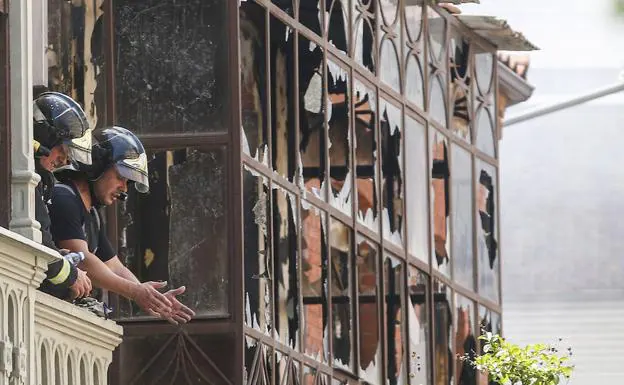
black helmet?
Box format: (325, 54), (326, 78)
(33, 92), (92, 166)
(91, 126), (149, 193)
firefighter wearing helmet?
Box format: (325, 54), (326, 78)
(48, 126), (195, 324)
(33, 91), (93, 300)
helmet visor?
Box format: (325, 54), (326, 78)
(64, 128), (93, 167)
(116, 153), (149, 193)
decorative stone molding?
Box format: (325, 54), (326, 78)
(0, 337), (13, 377)
(12, 342), (26, 384)
(8, 0), (41, 243)
(35, 292), (123, 385)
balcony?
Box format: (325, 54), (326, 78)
(0, 226), (122, 385)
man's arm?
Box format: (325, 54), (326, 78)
(57, 238), (173, 314)
(104, 256), (140, 283)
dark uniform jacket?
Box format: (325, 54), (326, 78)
(35, 163), (77, 299)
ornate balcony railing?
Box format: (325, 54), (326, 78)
(0, 227), (123, 385)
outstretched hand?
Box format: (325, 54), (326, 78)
(140, 283), (195, 325)
(160, 286), (195, 325)
(132, 281), (173, 317)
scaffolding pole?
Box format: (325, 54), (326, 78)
(503, 80), (624, 127)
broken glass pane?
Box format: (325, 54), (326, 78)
(477, 307), (499, 385)
(326, 0), (349, 55)
(384, 256), (406, 385)
(330, 219), (353, 371)
(352, 7), (376, 74)
(380, 38), (401, 93)
(243, 165), (272, 334)
(317, 372), (329, 385)
(271, 15), (298, 181)
(408, 266), (430, 385)
(451, 144), (473, 290)
(427, 7), (446, 66)
(357, 236), (381, 384)
(117, 148), (229, 318)
(380, 0), (399, 26)
(272, 188), (299, 350)
(430, 130), (450, 276)
(405, 117), (428, 264)
(276, 351), (288, 385)
(115, 0), (227, 133)
(272, 0), (294, 16)
(433, 279), (453, 385)
(240, 3), (269, 160)
(474, 49), (494, 95)
(479, 306), (501, 340)
(476, 161), (499, 303)
(380, 98), (403, 246)
(354, 79), (379, 231)
(476, 107), (496, 158)
(450, 83), (471, 143)
(299, 34), (326, 200)
(405, 1), (424, 43)
(450, 31), (471, 143)
(304, 366), (316, 384)
(263, 344), (273, 385)
(299, 0), (323, 36)
(327, 59), (352, 215)
(429, 76), (447, 127)
(47, 0), (107, 129)
(455, 295), (476, 385)
(406, 55), (425, 108)
(291, 360), (301, 385)
(450, 31), (470, 82)
(301, 202), (329, 362)
(244, 337), (258, 384)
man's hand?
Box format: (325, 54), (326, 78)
(159, 286), (196, 325)
(130, 281), (173, 316)
(69, 268), (92, 300)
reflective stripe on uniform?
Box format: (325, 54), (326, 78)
(48, 258), (71, 285)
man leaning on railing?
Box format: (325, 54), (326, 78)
(32, 88), (93, 301)
(49, 126), (195, 324)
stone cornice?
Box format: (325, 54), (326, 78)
(498, 61), (535, 106)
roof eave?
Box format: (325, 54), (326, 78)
(498, 61), (534, 106)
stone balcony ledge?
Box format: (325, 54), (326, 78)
(0, 226), (123, 385)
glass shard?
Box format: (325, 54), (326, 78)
(430, 130), (450, 276)
(451, 145), (474, 290)
(354, 79), (379, 231)
(405, 117), (429, 263)
(476, 161), (499, 303)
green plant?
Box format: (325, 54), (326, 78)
(461, 332), (574, 385)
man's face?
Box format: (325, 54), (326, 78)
(94, 166), (128, 206)
(39, 144), (69, 171)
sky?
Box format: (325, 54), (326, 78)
(460, 0), (624, 69)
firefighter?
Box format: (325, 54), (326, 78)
(49, 126), (195, 324)
(33, 91), (93, 300)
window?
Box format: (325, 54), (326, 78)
(240, 1), (501, 384)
